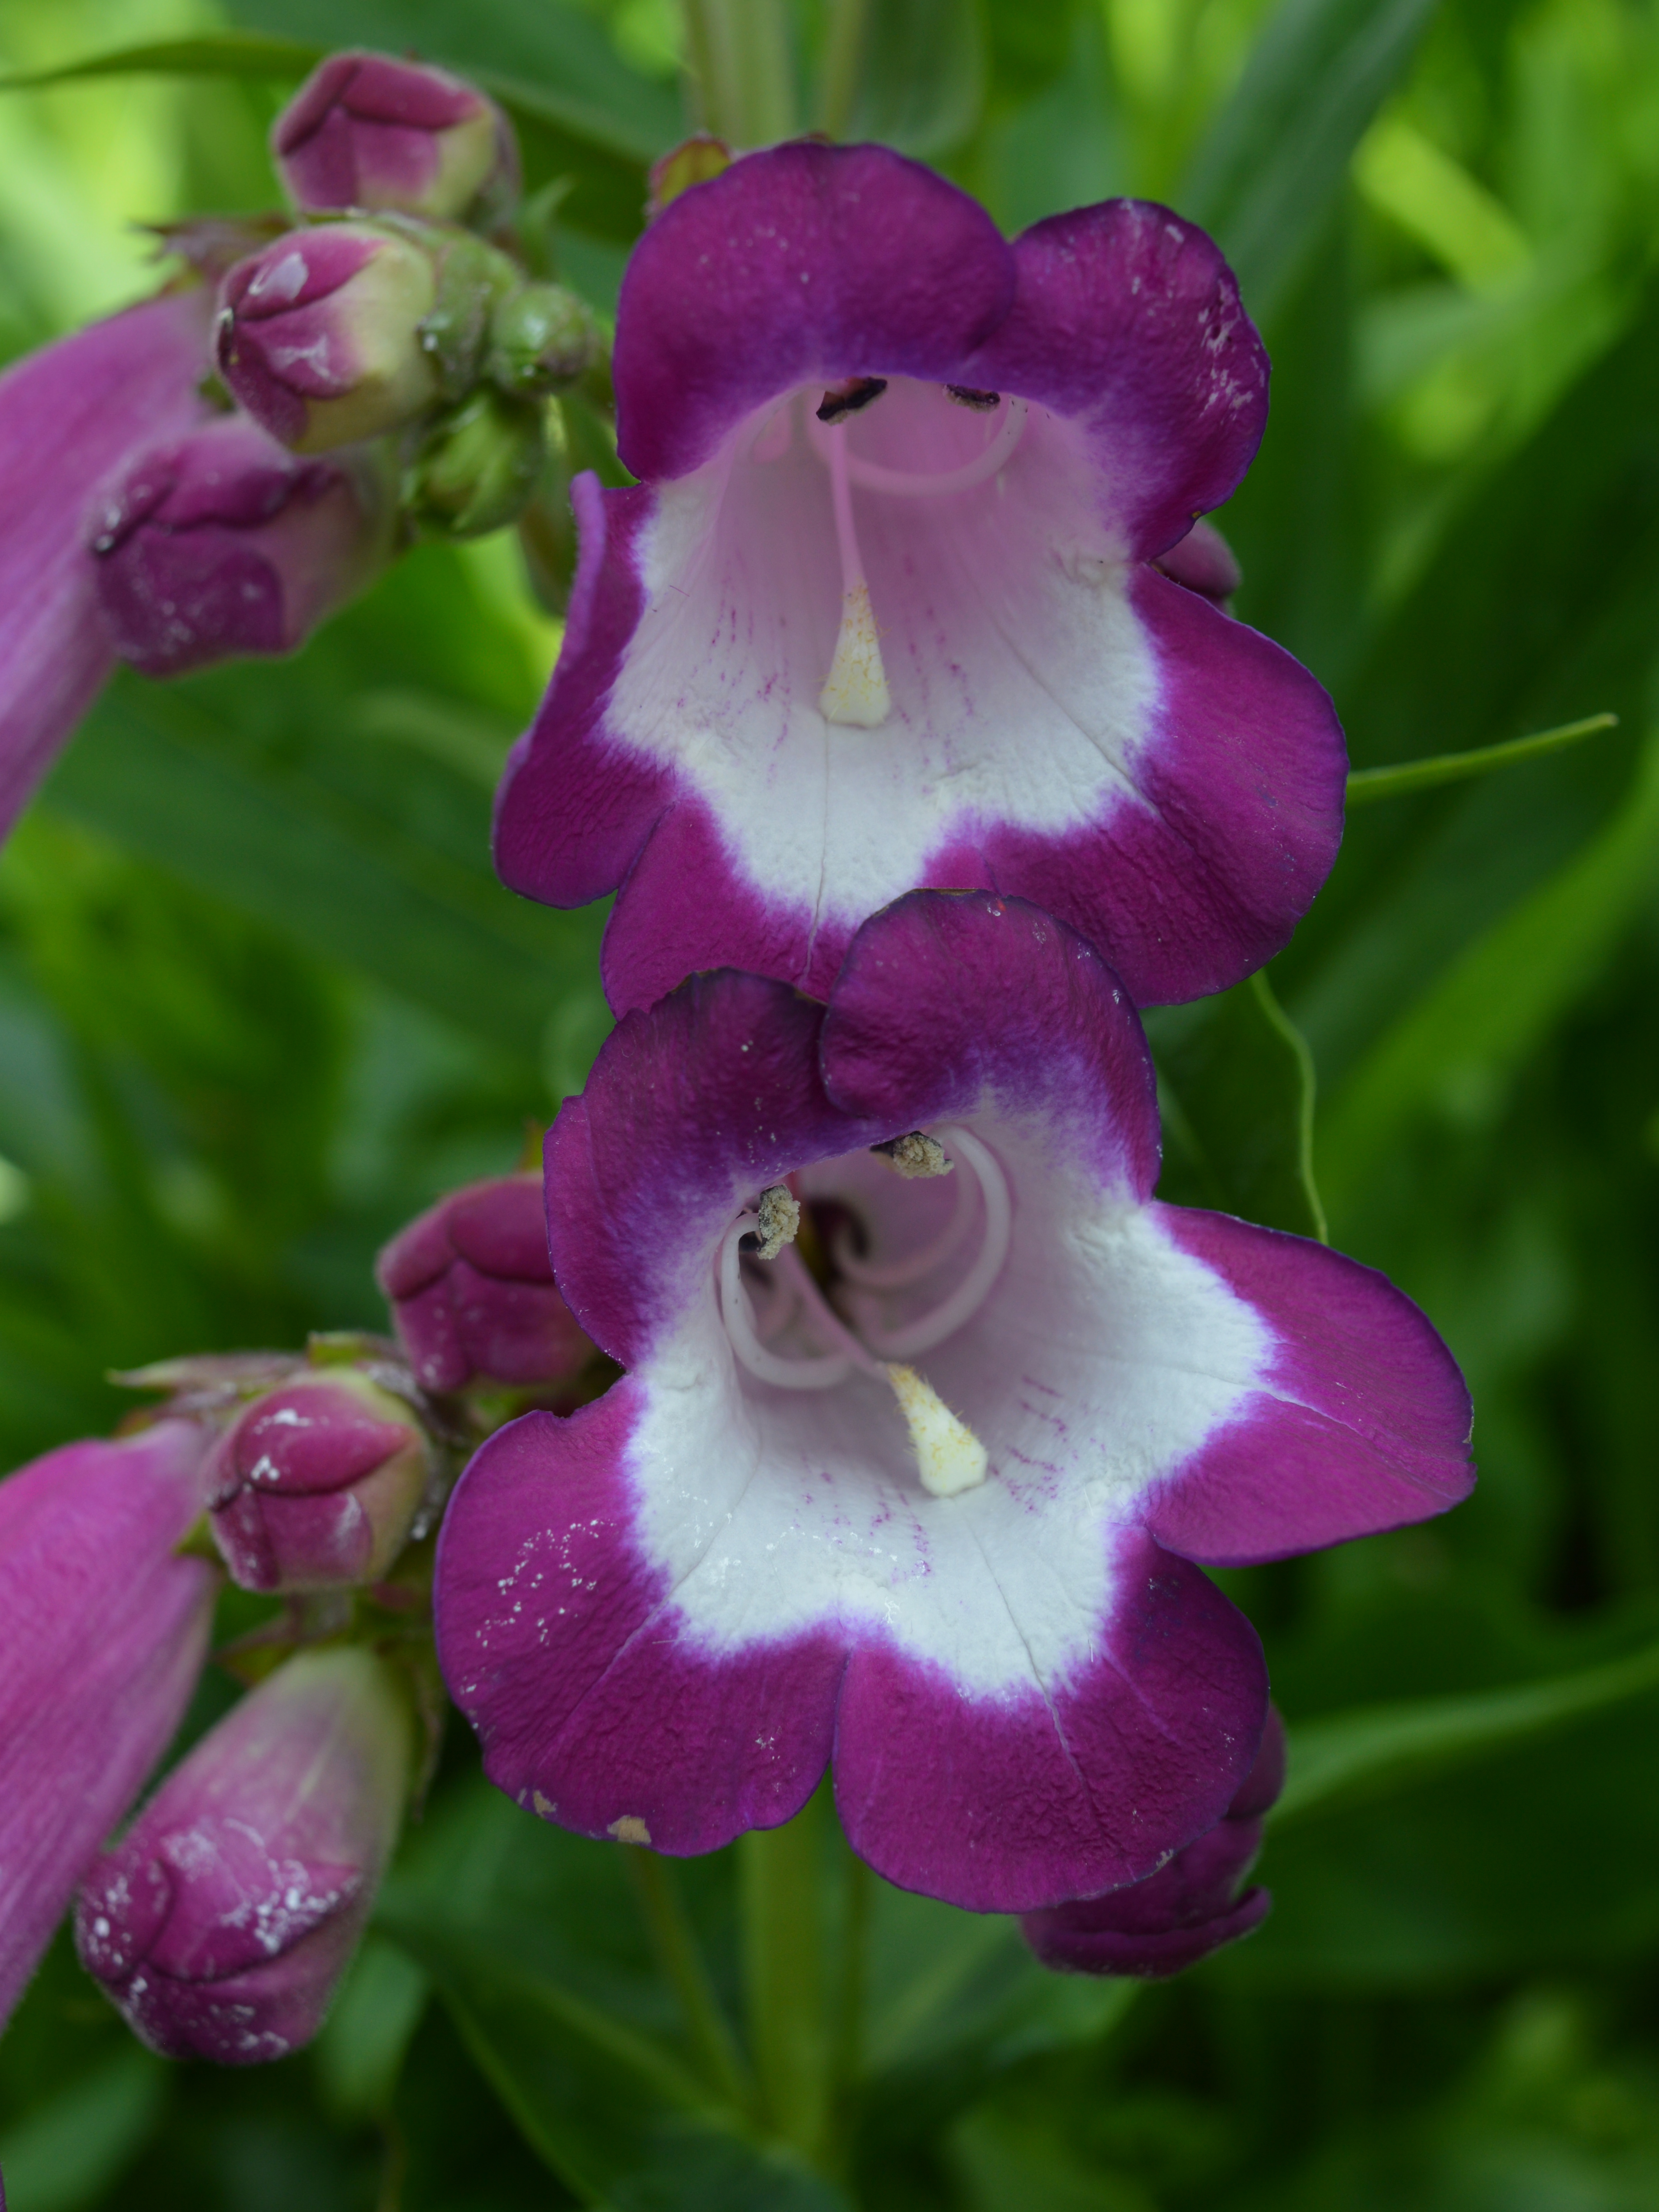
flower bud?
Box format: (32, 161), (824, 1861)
(89, 415), (391, 678)
(215, 223), (440, 453)
(376, 1173), (591, 1393)
(403, 388), (546, 538)
(646, 134), (732, 222)
(76, 1646), (413, 2064)
(485, 283), (603, 399)
(1152, 517), (1241, 606)
(0, 1422), (215, 2027)
(206, 1371), (432, 1593)
(1019, 1708), (1285, 1978)
(273, 50), (519, 226)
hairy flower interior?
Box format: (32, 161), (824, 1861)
(746, 380), (1032, 731)
(716, 1125), (1010, 1496)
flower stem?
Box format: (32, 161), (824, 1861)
(740, 1792), (831, 2162)
(818, 0), (869, 139)
(626, 1849), (753, 2114)
(679, 0), (797, 145)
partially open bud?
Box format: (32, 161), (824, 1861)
(215, 223), (441, 453)
(0, 1422), (215, 2029)
(273, 51), (519, 227)
(90, 415), (391, 678)
(376, 1173), (591, 1393)
(403, 387), (546, 539)
(1019, 1708), (1285, 1978)
(76, 1646), (413, 2064)
(206, 1371), (432, 1593)
(485, 283), (603, 399)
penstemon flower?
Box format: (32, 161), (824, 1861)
(435, 892), (1472, 1913)
(492, 141), (1346, 1016)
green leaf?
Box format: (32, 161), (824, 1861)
(0, 2048), (168, 2212)
(0, 31), (320, 91)
(1181, 0), (1438, 323)
(1145, 972), (1326, 1240)
(1277, 1634), (1659, 1824)
(312, 1937), (430, 2123)
(1345, 713), (1619, 809)
(838, 0), (986, 157)
(1319, 733), (1659, 1213)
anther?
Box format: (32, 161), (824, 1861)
(885, 1365), (989, 1497)
(873, 1132), (952, 1179)
(817, 376), (888, 423)
(753, 1184), (800, 1260)
(946, 385), (1000, 410)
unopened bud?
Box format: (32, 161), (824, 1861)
(376, 1173), (591, 1393)
(1152, 517), (1241, 606)
(646, 134), (732, 222)
(1020, 1709), (1285, 1978)
(403, 388), (546, 539)
(215, 222), (440, 452)
(485, 283), (603, 399)
(76, 1646), (413, 2064)
(273, 50), (519, 226)
(0, 1422), (215, 2030)
(206, 1371), (432, 1593)
(90, 415), (391, 677)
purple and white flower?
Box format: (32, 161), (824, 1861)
(0, 1421), (216, 2026)
(492, 142), (1345, 1017)
(76, 1646), (412, 2064)
(0, 288), (212, 841)
(1021, 1704), (1284, 1976)
(435, 892), (1472, 1913)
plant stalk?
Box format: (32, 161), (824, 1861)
(679, 0), (796, 146)
(627, 1849), (753, 2114)
(740, 1791), (831, 2163)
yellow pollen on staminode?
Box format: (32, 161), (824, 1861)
(885, 1364), (988, 1497)
(819, 581), (891, 728)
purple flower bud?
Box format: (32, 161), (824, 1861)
(0, 287), (212, 843)
(273, 51), (519, 225)
(376, 1173), (593, 1393)
(89, 415), (390, 678)
(76, 1646), (413, 2064)
(1152, 516), (1242, 605)
(0, 1422), (216, 2027)
(1019, 1708), (1286, 1978)
(215, 223), (441, 453)
(205, 1372), (432, 1592)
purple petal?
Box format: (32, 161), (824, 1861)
(612, 142), (1014, 482)
(0, 289), (211, 840)
(1023, 1886), (1271, 1977)
(1143, 1209), (1476, 1565)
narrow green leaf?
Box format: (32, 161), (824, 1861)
(0, 32), (320, 91)
(1346, 713), (1618, 808)
(1181, 0), (1437, 322)
(1277, 1634), (1659, 1825)
(0, 2048), (168, 2212)
(1146, 972), (1326, 1240)
(1320, 733), (1659, 1210)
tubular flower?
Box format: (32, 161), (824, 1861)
(1021, 1704), (1285, 1977)
(204, 1370), (433, 1593)
(376, 1173), (594, 1395)
(76, 1646), (413, 2064)
(435, 892), (1473, 1913)
(272, 50), (519, 225)
(492, 141), (1345, 1017)
(91, 414), (391, 678)
(0, 287), (213, 841)
(0, 1422), (216, 2027)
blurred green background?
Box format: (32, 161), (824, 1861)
(1, 0), (1658, 2205)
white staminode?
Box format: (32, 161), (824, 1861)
(716, 1126), (1009, 1497)
(819, 423), (890, 728)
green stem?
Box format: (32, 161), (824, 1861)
(740, 1793), (830, 2163)
(817, 0), (869, 137)
(828, 1846), (872, 2150)
(1345, 712), (1616, 808)
(679, 0), (796, 145)
(626, 1850), (753, 2114)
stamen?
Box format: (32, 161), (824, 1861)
(818, 424), (892, 729)
(853, 1126), (1012, 1360)
(817, 376), (888, 422)
(885, 1365), (989, 1496)
(946, 384), (1000, 410)
(753, 1183), (800, 1260)
(807, 393), (1028, 500)
(719, 1217), (852, 1390)
(873, 1131), (952, 1179)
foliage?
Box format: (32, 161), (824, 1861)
(1, 0), (1657, 2205)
